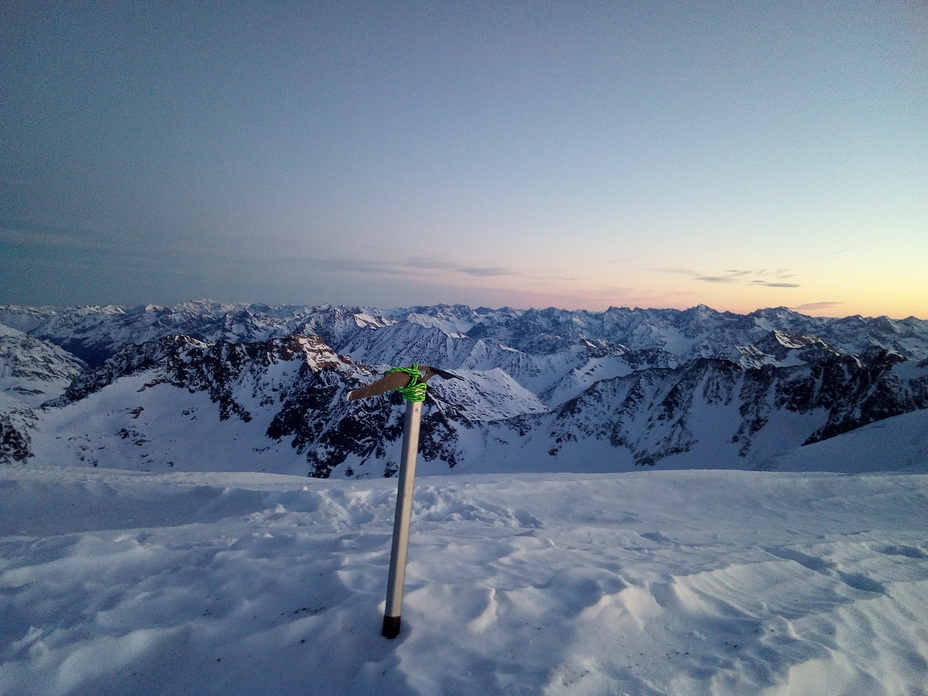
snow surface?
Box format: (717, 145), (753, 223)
(2, 461), (927, 695)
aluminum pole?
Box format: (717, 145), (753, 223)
(382, 399), (422, 639)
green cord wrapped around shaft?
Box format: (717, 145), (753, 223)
(386, 364), (428, 402)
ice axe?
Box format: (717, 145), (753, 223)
(346, 364), (464, 638)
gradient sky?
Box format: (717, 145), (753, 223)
(2, 1), (926, 318)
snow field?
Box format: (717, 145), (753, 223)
(1, 466), (926, 695)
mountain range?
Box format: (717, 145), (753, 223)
(1, 301), (926, 476)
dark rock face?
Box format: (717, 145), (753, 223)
(0, 409), (34, 464)
(546, 347), (928, 467)
(804, 348), (927, 443)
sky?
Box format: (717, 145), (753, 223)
(1, 1), (926, 318)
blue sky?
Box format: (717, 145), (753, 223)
(2, 1), (926, 317)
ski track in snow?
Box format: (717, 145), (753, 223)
(1, 466), (927, 696)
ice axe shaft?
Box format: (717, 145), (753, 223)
(381, 399), (421, 638)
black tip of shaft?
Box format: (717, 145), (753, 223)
(382, 615), (401, 639)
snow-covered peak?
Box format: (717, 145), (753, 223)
(6, 302), (928, 370)
(771, 330), (820, 349)
(353, 312), (393, 329)
(0, 326), (86, 407)
(0, 323), (25, 338)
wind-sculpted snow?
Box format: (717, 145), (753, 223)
(1, 466), (926, 695)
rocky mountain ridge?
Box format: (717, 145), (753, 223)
(3, 300), (927, 368)
(1, 301), (927, 475)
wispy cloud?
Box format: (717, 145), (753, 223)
(657, 266), (802, 289)
(751, 280), (801, 288)
(406, 257), (511, 277)
(695, 275), (739, 284)
(404, 256), (575, 284)
(792, 301), (844, 312)
(459, 266), (510, 277)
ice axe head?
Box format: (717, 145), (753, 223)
(347, 365), (463, 401)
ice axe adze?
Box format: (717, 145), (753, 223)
(346, 365), (464, 401)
